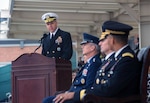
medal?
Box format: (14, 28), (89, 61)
(101, 79), (104, 84)
(57, 47), (61, 51)
(81, 78), (85, 84)
(102, 72), (105, 76)
(82, 69), (88, 76)
(101, 79), (106, 84)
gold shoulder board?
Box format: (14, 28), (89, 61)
(122, 52), (134, 58)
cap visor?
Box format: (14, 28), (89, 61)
(80, 41), (88, 45)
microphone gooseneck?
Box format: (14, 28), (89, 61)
(34, 33), (48, 53)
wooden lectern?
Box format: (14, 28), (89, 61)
(12, 53), (72, 103)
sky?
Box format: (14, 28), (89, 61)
(0, 0), (10, 11)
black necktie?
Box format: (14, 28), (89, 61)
(51, 34), (54, 39)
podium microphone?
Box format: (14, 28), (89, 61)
(34, 34), (48, 53)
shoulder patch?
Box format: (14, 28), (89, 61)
(122, 52), (134, 58)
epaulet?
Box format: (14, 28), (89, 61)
(122, 52), (134, 58)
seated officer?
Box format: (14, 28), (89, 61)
(98, 32), (115, 74)
(41, 12), (73, 60)
(42, 33), (102, 103)
(52, 21), (141, 103)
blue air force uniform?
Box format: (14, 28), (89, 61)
(68, 33), (102, 92)
(42, 33), (102, 103)
(41, 12), (73, 60)
(68, 53), (102, 92)
(73, 21), (141, 102)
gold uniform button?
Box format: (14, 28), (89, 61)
(96, 78), (100, 84)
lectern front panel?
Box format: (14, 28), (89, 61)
(12, 53), (72, 103)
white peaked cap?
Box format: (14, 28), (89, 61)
(41, 12), (59, 21)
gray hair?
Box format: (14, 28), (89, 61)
(89, 43), (100, 53)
